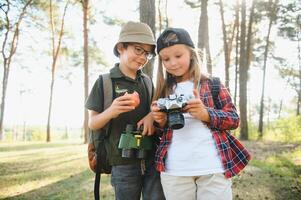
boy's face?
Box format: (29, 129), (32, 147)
(159, 44), (191, 81)
(118, 43), (153, 72)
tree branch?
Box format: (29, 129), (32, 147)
(7, 0), (33, 66)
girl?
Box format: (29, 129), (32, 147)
(151, 27), (251, 200)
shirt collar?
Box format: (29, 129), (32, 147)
(110, 63), (143, 80)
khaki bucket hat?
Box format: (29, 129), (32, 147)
(113, 21), (156, 57)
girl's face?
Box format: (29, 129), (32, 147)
(159, 44), (191, 81)
(118, 43), (153, 73)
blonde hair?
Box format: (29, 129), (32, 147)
(153, 46), (206, 100)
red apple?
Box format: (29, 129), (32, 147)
(124, 91), (140, 107)
(131, 91), (140, 107)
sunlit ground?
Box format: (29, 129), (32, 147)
(0, 141), (114, 200)
(1, 140), (300, 200)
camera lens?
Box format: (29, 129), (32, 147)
(168, 111), (185, 129)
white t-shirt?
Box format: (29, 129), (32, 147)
(163, 80), (224, 176)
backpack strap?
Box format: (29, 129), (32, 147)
(210, 77), (221, 109)
(102, 73), (113, 110)
(94, 73), (113, 200)
(94, 160), (101, 200)
(101, 73), (114, 137)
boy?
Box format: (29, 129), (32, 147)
(85, 21), (165, 200)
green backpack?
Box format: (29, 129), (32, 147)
(87, 72), (153, 200)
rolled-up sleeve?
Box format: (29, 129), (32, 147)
(206, 84), (240, 131)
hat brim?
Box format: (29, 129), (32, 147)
(113, 35), (156, 57)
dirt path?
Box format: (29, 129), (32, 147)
(232, 141), (301, 200)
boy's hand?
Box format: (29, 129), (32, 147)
(106, 93), (135, 118)
(151, 101), (167, 128)
(183, 89), (210, 122)
(137, 113), (155, 136)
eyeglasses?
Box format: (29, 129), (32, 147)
(132, 45), (155, 60)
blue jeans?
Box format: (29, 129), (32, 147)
(111, 160), (165, 200)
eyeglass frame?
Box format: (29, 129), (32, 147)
(123, 43), (155, 60)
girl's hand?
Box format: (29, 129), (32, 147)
(151, 101), (167, 128)
(137, 113), (155, 136)
(106, 92), (135, 118)
(184, 89), (210, 122)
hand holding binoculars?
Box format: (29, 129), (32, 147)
(118, 124), (152, 159)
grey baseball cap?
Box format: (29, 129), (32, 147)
(113, 21), (156, 57)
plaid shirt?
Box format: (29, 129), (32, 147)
(155, 79), (251, 178)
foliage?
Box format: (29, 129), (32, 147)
(2, 126), (82, 142)
(70, 39), (108, 67)
(246, 122), (261, 140)
(102, 15), (124, 26)
(31, 128), (47, 140)
(0, 17), (4, 32)
(241, 115), (301, 142)
(278, 1), (301, 41)
(252, 150), (300, 177)
(264, 115), (301, 142)
(277, 63), (300, 94)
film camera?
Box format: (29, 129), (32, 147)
(157, 94), (193, 130)
(118, 124), (152, 159)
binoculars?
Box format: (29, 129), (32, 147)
(118, 124), (152, 159)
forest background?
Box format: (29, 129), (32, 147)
(0, 0), (300, 199)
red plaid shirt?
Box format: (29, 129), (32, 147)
(155, 79), (251, 178)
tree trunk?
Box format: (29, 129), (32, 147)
(0, 0), (33, 140)
(240, 0), (256, 140)
(46, 72), (55, 142)
(139, 0), (156, 78)
(82, 0), (89, 144)
(258, 0), (278, 139)
(46, 0), (69, 142)
(165, 0), (169, 28)
(239, 0), (248, 140)
(258, 17), (273, 139)
(0, 66), (9, 141)
(246, 0), (256, 70)
(22, 121), (26, 141)
(297, 32), (301, 115)
(219, 0), (230, 88)
(157, 0), (169, 33)
(278, 99), (283, 119)
(198, 0), (212, 74)
(158, 0), (163, 32)
(234, 0), (240, 106)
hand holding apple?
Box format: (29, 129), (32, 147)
(106, 91), (140, 119)
(124, 91), (140, 108)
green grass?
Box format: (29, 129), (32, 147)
(251, 151), (301, 177)
(1, 141), (301, 200)
(0, 141), (114, 200)
(232, 141), (301, 200)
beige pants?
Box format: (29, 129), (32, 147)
(160, 173), (232, 200)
